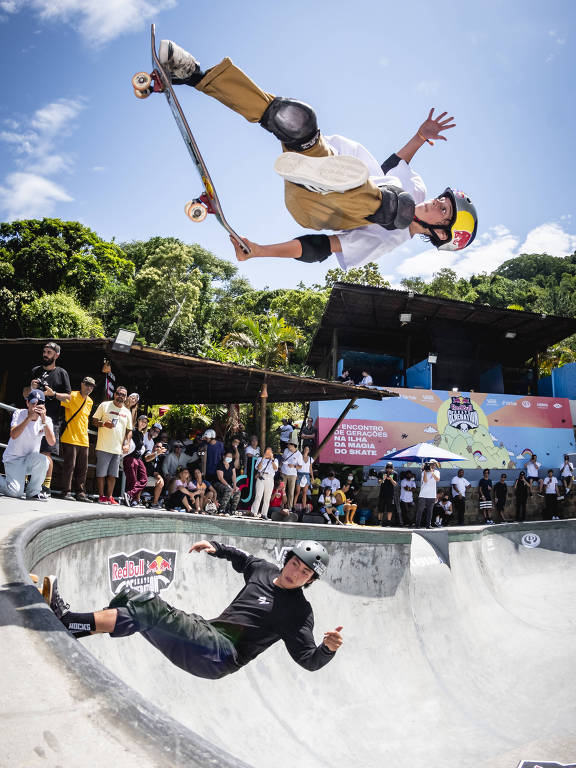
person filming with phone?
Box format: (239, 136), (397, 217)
(92, 385), (133, 505)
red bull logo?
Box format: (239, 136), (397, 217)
(108, 548), (177, 596)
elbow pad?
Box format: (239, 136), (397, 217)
(294, 234), (332, 264)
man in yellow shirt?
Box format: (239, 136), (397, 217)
(60, 377), (95, 502)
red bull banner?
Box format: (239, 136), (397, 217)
(108, 548), (177, 595)
(312, 387), (574, 469)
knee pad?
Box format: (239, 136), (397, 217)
(260, 97), (319, 151)
(366, 185), (415, 230)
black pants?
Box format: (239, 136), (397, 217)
(400, 501), (413, 526)
(516, 497), (527, 521)
(452, 496), (466, 525)
(544, 494), (557, 520)
(415, 497), (435, 528)
(110, 590), (239, 679)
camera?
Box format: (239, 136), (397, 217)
(34, 379), (47, 392)
(423, 462), (431, 471)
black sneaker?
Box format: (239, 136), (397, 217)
(42, 576), (70, 620)
(27, 492), (50, 502)
(41, 485), (52, 497)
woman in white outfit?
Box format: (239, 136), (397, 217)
(250, 447), (278, 518)
(295, 445), (314, 507)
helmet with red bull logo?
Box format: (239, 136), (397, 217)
(431, 188), (478, 251)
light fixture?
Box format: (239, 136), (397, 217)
(399, 312), (412, 324)
(505, 331), (516, 339)
(428, 353), (438, 364)
(112, 328), (136, 353)
(452, 387), (459, 392)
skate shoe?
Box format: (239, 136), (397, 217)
(274, 152), (369, 195)
(159, 40), (201, 82)
(42, 575), (70, 620)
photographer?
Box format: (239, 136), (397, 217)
(415, 460), (440, 528)
(29, 341), (71, 495)
(250, 447), (279, 518)
(377, 463), (398, 526)
(0, 389), (55, 501)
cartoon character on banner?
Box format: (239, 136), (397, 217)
(434, 395), (513, 469)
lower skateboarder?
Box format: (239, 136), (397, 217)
(42, 540), (343, 679)
(158, 39), (478, 270)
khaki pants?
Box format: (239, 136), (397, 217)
(281, 473), (297, 509)
(196, 58), (382, 231)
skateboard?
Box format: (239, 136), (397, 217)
(131, 25), (250, 255)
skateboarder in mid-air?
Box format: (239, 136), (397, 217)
(42, 540), (343, 679)
(157, 39), (478, 271)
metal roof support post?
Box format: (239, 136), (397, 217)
(259, 381), (268, 453)
(313, 397), (357, 461)
(331, 327), (339, 380)
(532, 353), (540, 396)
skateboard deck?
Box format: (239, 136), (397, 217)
(131, 25), (249, 254)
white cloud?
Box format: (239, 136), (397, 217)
(2, 0), (177, 45)
(0, 172), (73, 219)
(0, 97), (84, 219)
(394, 222), (576, 281)
(519, 223), (576, 258)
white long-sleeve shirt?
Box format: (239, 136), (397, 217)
(323, 134), (427, 270)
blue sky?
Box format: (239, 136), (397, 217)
(1, 0), (575, 291)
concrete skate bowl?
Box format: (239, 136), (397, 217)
(7, 511), (576, 768)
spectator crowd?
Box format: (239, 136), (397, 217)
(0, 344), (574, 527)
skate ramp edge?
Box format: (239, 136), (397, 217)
(5, 511), (576, 768)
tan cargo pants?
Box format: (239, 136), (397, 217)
(196, 58), (382, 231)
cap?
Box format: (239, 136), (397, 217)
(129, 392), (140, 401)
(173, 440), (183, 447)
(28, 389), (46, 403)
(151, 422), (162, 430)
(82, 376), (96, 386)
(43, 341), (60, 352)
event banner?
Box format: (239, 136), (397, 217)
(311, 388), (575, 469)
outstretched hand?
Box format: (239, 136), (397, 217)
(189, 540), (216, 555)
(418, 108), (456, 143)
(323, 626), (343, 652)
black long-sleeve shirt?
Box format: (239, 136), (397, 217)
(208, 542), (335, 672)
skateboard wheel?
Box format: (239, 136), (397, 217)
(185, 201), (208, 222)
(132, 71), (151, 90)
(134, 87), (151, 99)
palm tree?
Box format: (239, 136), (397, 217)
(222, 315), (302, 369)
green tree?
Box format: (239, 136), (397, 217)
(222, 316), (303, 369)
(0, 218), (134, 305)
(324, 262), (391, 288)
(20, 292), (104, 337)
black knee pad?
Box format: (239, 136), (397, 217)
(260, 97), (319, 151)
(366, 185), (415, 230)
(295, 234), (331, 263)
(110, 606), (140, 638)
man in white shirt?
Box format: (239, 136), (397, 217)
(244, 435), (261, 460)
(358, 371), (373, 387)
(162, 441), (192, 481)
(399, 471), (416, 527)
(159, 41), (478, 271)
(279, 419), (293, 452)
(415, 461), (440, 528)
(0, 389), (55, 501)
(543, 469), (561, 520)
(559, 454), (574, 494)
(524, 454), (543, 493)
(451, 468), (471, 525)
(280, 442), (302, 509)
(321, 471), (341, 494)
